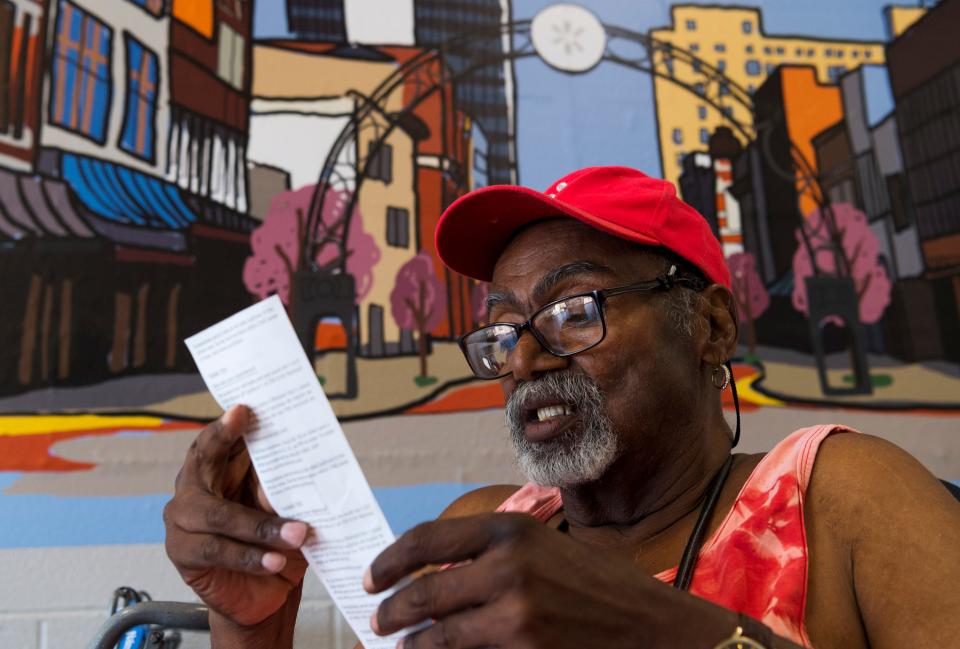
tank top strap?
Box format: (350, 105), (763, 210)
(495, 482), (563, 522)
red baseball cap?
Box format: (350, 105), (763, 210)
(435, 165), (731, 289)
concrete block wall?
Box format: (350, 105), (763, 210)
(0, 544), (355, 649)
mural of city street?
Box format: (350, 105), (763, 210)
(1, 0), (959, 551)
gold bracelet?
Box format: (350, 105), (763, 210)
(712, 626), (769, 649)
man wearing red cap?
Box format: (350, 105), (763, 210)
(164, 167), (960, 648)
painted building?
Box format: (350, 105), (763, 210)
(167, 0), (251, 219)
(835, 65), (924, 282)
(285, 0), (517, 185)
(678, 126), (743, 255)
(1, 0), (256, 394)
(730, 66), (844, 283)
(650, 4), (886, 186)
(249, 42), (421, 355)
(0, 0), (44, 172)
(886, 0), (960, 363)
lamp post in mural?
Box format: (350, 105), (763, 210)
(292, 3), (866, 398)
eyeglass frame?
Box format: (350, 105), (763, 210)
(459, 264), (703, 379)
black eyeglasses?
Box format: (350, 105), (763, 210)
(459, 265), (696, 379)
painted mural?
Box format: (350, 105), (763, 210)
(1, 0), (959, 551)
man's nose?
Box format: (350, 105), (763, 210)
(506, 330), (568, 382)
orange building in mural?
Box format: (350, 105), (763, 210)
(776, 66), (844, 217)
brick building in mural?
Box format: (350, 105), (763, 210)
(0, 0), (256, 395)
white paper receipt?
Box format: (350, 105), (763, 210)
(185, 295), (400, 648)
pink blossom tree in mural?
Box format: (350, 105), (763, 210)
(242, 185), (380, 309)
(391, 251), (447, 382)
(791, 203), (891, 325)
(471, 281), (490, 327)
(727, 252), (769, 357)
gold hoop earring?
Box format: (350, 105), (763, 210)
(711, 364), (730, 391)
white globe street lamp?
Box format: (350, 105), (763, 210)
(531, 4), (606, 74)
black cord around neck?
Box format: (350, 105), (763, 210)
(672, 454), (734, 591)
(727, 360), (741, 448)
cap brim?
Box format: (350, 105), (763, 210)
(435, 185), (661, 282)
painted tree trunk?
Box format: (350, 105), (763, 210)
(744, 274), (756, 355)
(417, 279), (428, 378)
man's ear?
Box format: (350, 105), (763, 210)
(698, 285), (739, 365)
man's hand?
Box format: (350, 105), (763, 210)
(163, 405), (309, 630)
(364, 513), (761, 649)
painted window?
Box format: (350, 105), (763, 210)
(686, 19), (696, 31)
(386, 206), (410, 248)
(745, 44), (754, 53)
(807, 48), (815, 56)
(836, 49), (845, 58)
(745, 60), (761, 76)
(698, 105), (707, 120)
(368, 141), (393, 183)
(689, 43), (699, 52)
(119, 35), (159, 161)
(0, 0), (32, 139)
(714, 43), (725, 53)
(700, 128), (709, 144)
(693, 82), (704, 96)
(865, 50), (872, 59)
(49, 0), (113, 143)
(776, 46), (784, 55)
(217, 22), (245, 89)
(828, 65), (847, 82)
(717, 59), (726, 72)
(741, 20), (752, 34)
(125, 0), (164, 17)
(672, 128), (683, 144)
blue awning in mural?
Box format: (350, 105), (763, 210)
(61, 153), (199, 229)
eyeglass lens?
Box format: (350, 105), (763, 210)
(463, 295), (603, 378)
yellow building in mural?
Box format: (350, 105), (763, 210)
(250, 44), (418, 353)
(650, 5), (887, 184)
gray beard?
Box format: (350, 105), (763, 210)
(505, 371), (619, 488)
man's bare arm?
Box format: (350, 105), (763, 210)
(809, 433), (960, 647)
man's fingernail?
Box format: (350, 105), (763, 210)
(363, 566), (374, 592)
(221, 406), (240, 427)
(261, 552), (286, 573)
(370, 610), (380, 634)
(280, 521), (307, 546)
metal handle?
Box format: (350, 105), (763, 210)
(86, 601), (209, 649)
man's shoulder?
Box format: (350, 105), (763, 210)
(438, 484), (523, 519)
(807, 430), (954, 533)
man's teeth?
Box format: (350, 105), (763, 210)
(536, 405), (573, 422)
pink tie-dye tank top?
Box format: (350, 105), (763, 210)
(496, 424), (852, 647)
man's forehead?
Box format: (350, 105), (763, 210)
(490, 220), (661, 286)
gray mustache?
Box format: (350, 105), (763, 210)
(506, 371), (602, 424)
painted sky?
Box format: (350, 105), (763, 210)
(253, 0), (919, 188)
